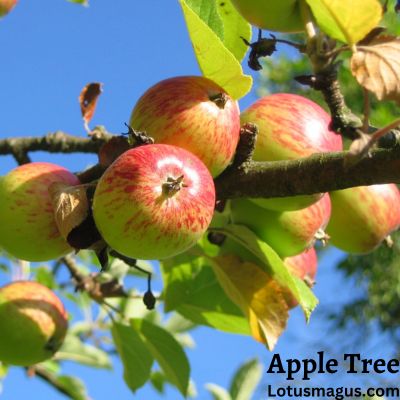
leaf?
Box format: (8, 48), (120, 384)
(306, 0), (382, 44)
(79, 82), (103, 131)
(55, 335), (112, 369)
(229, 358), (263, 400)
(205, 383), (232, 400)
(49, 183), (90, 240)
(111, 322), (154, 393)
(216, 0), (251, 61)
(55, 376), (89, 400)
(68, 0), (88, 5)
(35, 266), (57, 289)
(351, 35), (400, 104)
(184, 0), (224, 41)
(131, 318), (190, 397)
(179, 0), (252, 99)
(215, 225), (318, 320)
(211, 254), (288, 350)
(161, 256), (251, 335)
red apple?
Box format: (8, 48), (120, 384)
(241, 93), (342, 211)
(92, 144), (216, 260)
(0, 0), (17, 17)
(327, 184), (400, 254)
(129, 76), (241, 177)
(230, 193), (331, 257)
(0, 162), (80, 261)
(0, 280), (68, 366)
(284, 247), (317, 308)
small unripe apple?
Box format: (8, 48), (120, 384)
(230, 0), (304, 33)
(0, 162), (80, 261)
(0, 0), (17, 17)
(230, 194), (331, 257)
(327, 184), (400, 254)
(241, 93), (342, 211)
(0, 280), (68, 366)
(129, 76), (241, 177)
(93, 144), (216, 260)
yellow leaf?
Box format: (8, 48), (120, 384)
(179, 0), (252, 99)
(306, 0), (382, 45)
(211, 255), (288, 350)
(351, 35), (400, 104)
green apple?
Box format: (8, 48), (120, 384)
(230, 0), (304, 33)
(241, 93), (342, 211)
(327, 184), (400, 254)
(0, 162), (80, 261)
(230, 194), (331, 257)
(0, 281), (68, 366)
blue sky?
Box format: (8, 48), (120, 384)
(0, 1), (391, 399)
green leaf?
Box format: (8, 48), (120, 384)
(131, 318), (190, 397)
(161, 257), (250, 335)
(179, 0), (252, 99)
(215, 225), (318, 320)
(150, 370), (167, 394)
(205, 383), (232, 400)
(54, 375), (89, 400)
(185, 0), (224, 41)
(229, 358), (263, 400)
(67, 0), (88, 5)
(306, 0), (382, 45)
(55, 335), (112, 369)
(217, 0), (251, 61)
(35, 266), (56, 289)
(111, 322), (154, 393)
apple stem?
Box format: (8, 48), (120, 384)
(162, 175), (187, 197)
(209, 92), (228, 109)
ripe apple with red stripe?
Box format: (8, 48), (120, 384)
(93, 144), (216, 260)
(327, 184), (400, 254)
(230, 193), (331, 257)
(129, 76), (240, 177)
(0, 281), (68, 366)
(0, 162), (79, 261)
(240, 93), (342, 211)
(0, 0), (17, 17)
(230, 0), (304, 32)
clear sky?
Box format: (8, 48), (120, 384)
(0, 1), (390, 399)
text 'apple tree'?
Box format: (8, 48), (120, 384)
(1, 0), (400, 398)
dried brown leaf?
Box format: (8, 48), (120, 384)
(49, 182), (90, 240)
(79, 82), (103, 131)
(345, 132), (374, 166)
(351, 35), (400, 104)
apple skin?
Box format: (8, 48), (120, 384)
(327, 184), (400, 254)
(93, 144), (216, 260)
(240, 93), (342, 211)
(129, 76), (240, 177)
(0, 0), (17, 17)
(230, 0), (304, 33)
(230, 193), (331, 257)
(0, 280), (68, 366)
(0, 162), (80, 261)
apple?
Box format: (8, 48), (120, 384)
(230, 0), (304, 33)
(129, 76), (240, 177)
(327, 184), (400, 254)
(0, 280), (68, 366)
(230, 193), (331, 257)
(0, 0), (17, 17)
(92, 144), (216, 260)
(0, 162), (80, 261)
(240, 93), (342, 211)
(283, 247), (317, 308)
